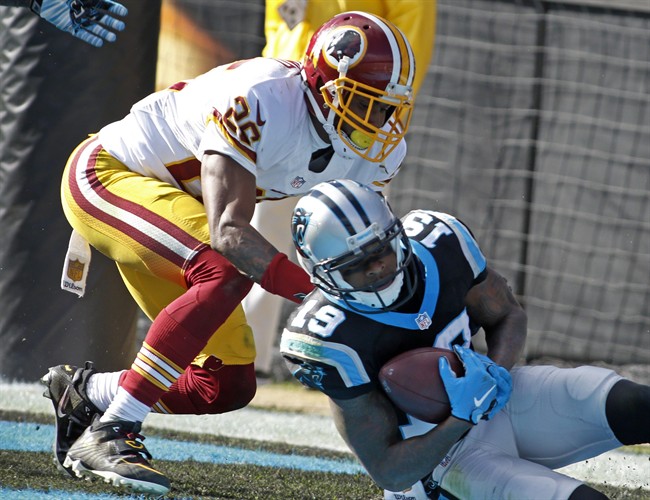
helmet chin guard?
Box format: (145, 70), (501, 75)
(292, 179), (417, 313)
(343, 256), (405, 309)
(301, 11), (416, 163)
(303, 78), (371, 161)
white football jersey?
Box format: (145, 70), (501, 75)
(98, 57), (406, 201)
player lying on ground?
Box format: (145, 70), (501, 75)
(3, 0), (127, 47)
(41, 11), (417, 496)
(279, 179), (650, 500)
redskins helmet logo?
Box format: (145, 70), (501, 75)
(322, 26), (367, 70)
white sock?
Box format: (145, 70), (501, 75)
(100, 386), (151, 424)
(86, 371), (124, 412)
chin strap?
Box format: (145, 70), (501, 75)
(348, 271), (405, 309)
(301, 69), (359, 160)
(322, 124), (359, 160)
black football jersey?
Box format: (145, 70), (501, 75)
(280, 210), (488, 400)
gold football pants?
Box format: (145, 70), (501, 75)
(61, 135), (256, 366)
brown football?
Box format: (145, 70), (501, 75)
(379, 347), (464, 423)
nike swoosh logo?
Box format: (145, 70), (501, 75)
(56, 386), (71, 418)
(474, 384), (497, 408)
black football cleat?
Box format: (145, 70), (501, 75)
(64, 415), (171, 496)
(41, 362), (102, 476)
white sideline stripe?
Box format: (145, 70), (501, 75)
(0, 381), (648, 491)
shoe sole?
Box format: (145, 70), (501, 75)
(63, 455), (170, 496)
(40, 369), (77, 478)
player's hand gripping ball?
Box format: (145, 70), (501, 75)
(379, 347), (464, 423)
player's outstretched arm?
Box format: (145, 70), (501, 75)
(201, 152), (312, 303)
(329, 388), (473, 492)
(4, 0), (128, 47)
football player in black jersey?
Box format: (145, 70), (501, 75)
(281, 179), (650, 500)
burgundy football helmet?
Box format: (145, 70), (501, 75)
(302, 11), (416, 162)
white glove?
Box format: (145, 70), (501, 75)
(30, 0), (128, 47)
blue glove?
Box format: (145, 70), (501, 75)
(438, 345), (498, 424)
(472, 352), (513, 419)
(30, 0), (128, 48)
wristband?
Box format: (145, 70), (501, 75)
(260, 253), (313, 303)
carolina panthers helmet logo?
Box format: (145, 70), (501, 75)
(323, 26), (367, 69)
(292, 208), (312, 258)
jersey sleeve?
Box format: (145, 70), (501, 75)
(431, 211), (487, 282)
(402, 209), (488, 284)
(280, 329), (375, 399)
(280, 296), (376, 400)
(197, 81), (265, 176)
(194, 59), (301, 177)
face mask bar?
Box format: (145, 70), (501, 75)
(320, 78), (413, 163)
(310, 220), (416, 313)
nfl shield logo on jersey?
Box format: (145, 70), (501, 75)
(415, 312), (432, 330)
(66, 259), (85, 282)
(291, 176), (306, 188)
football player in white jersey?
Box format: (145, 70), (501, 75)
(41, 11), (416, 495)
(281, 179), (650, 500)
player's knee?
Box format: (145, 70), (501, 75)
(187, 361), (257, 414)
(605, 379), (650, 445)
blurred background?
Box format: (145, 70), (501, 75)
(0, 0), (647, 381)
